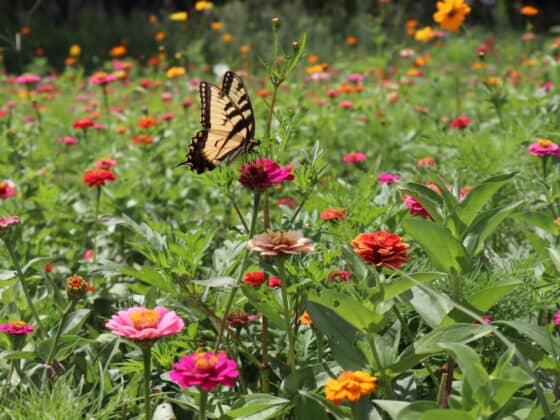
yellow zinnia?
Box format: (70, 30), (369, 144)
(325, 371), (377, 405)
(211, 21), (223, 31)
(195, 1), (214, 11)
(433, 0), (471, 32)
(166, 66), (186, 79)
(415, 26), (434, 42)
(169, 11), (188, 21)
(69, 44), (81, 57)
(223, 33), (233, 43)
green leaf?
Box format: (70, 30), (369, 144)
(61, 308), (92, 335)
(455, 172), (515, 228)
(298, 390), (352, 419)
(400, 183), (444, 223)
(402, 218), (471, 274)
(373, 400), (410, 419)
(123, 265), (175, 293)
(380, 272), (445, 302)
(420, 410), (476, 420)
(305, 299), (368, 370)
(396, 401), (439, 420)
(514, 212), (560, 235)
(308, 290), (384, 333)
(495, 320), (560, 355)
(414, 323), (493, 354)
(409, 287), (454, 328)
(295, 394), (329, 420)
(225, 394), (290, 420)
(0, 270), (16, 281)
(462, 202), (522, 255)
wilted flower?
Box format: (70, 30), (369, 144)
(169, 351), (239, 390)
(0, 181), (17, 199)
(450, 115), (471, 130)
(351, 232), (409, 269)
(248, 231), (314, 256)
(343, 152), (367, 163)
(325, 370), (377, 405)
(83, 169), (116, 187)
(242, 271), (265, 286)
(320, 208), (347, 221)
(474, 315), (492, 325)
(239, 158), (294, 192)
(327, 269), (352, 282)
(528, 139), (560, 157)
(0, 321), (33, 335)
(106, 306), (184, 341)
(227, 310), (261, 327)
(378, 172), (401, 184)
(433, 0), (471, 32)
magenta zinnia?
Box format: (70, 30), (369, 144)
(0, 321), (33, 335)
(105, 306), (184, 341)
(239, 158), (294, 192)
(528, 139), (560, 157)
(169, 351), (239, 391)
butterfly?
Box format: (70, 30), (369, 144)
(178, 71), (259, 173)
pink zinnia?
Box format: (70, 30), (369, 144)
(343, 152), (367, 163)
(378, 172), (401, 184)
(57, 136), (78, 146)
(0, 181), (17, 199)
(347, 73), (364, 83)
(539, 81), (554, 92)
(106, 306), (184, 341)
(450, 116), (471, 130)
(89, 73), (118, 86)
(278, 197), (297, 209)
(338, 100), (354, 109)
(554, 310), (560, 325)
(528, 139), (560, 157)
(0, 216), (20, 229)
(169, 351), (239, 391)
(268, 276), (282, 288)
(402, 195), (431, 218)
(95, 157), (118, 169)
(0, 321), (33, 335)
(16, 74), (41, 85)
(84, 249), (94, 261)
(159, 113), (176, 121)
(239, 158), (294, 192)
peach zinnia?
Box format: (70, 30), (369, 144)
(351, 232), (409, 269)
(106, 306), (184, 341)
(248, 231), (314, 257)
(325, 370), (377, 405)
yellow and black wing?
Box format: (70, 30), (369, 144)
(178, 71), (259, 174)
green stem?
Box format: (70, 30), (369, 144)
(46, 302), (75, 365)
(214, 193), (261, 351)
(5, 241), (47, 336)
(142, 345), (152, 420)
(226, 193), (249, 233)
(281, 280), (296, 371)
(366, 333), (393, 399)
(264, 85), (279, 157)
(93, 185), (101, 264)
(199, 390), (208, 420)
(260, 316), (270, 392)
(263, 190), (270, 230)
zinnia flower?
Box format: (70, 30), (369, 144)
(378, 172), (401, 184)
(325, 370), (377, 405)
(83, 169), (116, 187)
(433, 0), (471, 32)
(66, 275), (94, 301)
(239, 158), (294, 192)
(299, 310), (313, 325)
(132, 134), (154, 145)
(248, 231), (314, 256)
(169, 11), (188, 21)
(57, 136), (78, 146)
(520, 6), (538, 16)
(415, 26), (434, 42)
(73, 118), (95, 130)
(416, 156), (436, 168)
(138, 116), (157, 129)
(351, 232), (409, 269)
(89, 72), (118, 86)
(450, 115), (471, 129)
(554, 310), (560, 325)
(343, 152), (367, 163)
(327, 269), (352, 282)
(15, 74), (41, 84)
(227, 310), (261, 327)
(278, 197), (297, 209)
(169, 351), (239, 390)
(0, 321), (33, 335)
(242, 271), (265, 286)
(95, 157), (117, 169)
(402, 195), (431, 218)
(268, 276), (282, 288)
(0, 181), (17, 199)
(166, 66), (186, 79)
(320, 208), (347, 221)
(106, 306), (184, 341)
(0, 216), (20, 230)
(528, 139), (560, 157)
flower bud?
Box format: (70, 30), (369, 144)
(66, 275), (93, 302)
(291, 41), (300, 51)
(271, 17), (281, 30)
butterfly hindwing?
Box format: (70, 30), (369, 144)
(179, 72), (259, 173)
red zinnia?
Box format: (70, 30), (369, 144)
(351, 232), (409, 269)
(320, 208), (347, 221)
(138, 116), (157, 129)
(450, 115), (471, 130)
(73, 118), (95, 129)
(327, 269), (353, 282)
(83, 169), (116, 187)
(242, 271), (265, 286)
(132, 134), (154, 145)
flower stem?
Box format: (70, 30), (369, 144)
(260, 316), (270, 392)
(142, 345), (152, 420)
(199, 390), (208, 420)
(46, 302), (75, 365)
(280, 281), (296, 372)
(5, 241), (47, 336)
(366, 333), (393, 398)
(93, 185), (101, 264)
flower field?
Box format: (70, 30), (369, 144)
(1, 1), (560, 419)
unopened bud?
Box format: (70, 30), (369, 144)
(478, 51), (485, 61)
(271, 17), (281, 29)
(66, 275), (93, 302)
(291, 41), (300, 50)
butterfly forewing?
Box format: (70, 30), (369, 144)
(179, 71), (259, 173)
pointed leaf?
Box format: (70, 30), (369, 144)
(400, 183), (443, 223)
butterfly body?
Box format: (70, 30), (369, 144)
(179, 71), (259, 173)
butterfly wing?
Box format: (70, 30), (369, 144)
(179, 74), (258, 173)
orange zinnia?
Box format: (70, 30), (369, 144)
(520, 6), (538, 16)
(110, 45), (127, 57)
(325, 371), (377, 405)
(346, 36), (358, 46)
(351, 232), (409, 269)
(433, 0), (471, 32)
(138, 116), (157, 129)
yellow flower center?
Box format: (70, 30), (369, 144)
(537, 139), (552, 147)
(11, 321), (26, 329)
(194, 352), (218, 372)
(129, 309), (159, 329)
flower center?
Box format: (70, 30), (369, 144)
(11, 321), (27, 331)
(537, 139), (552, 147)
(129, 309), (159, 329)
(194, 352), (218, 372)
(0, 182), (6, 193)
